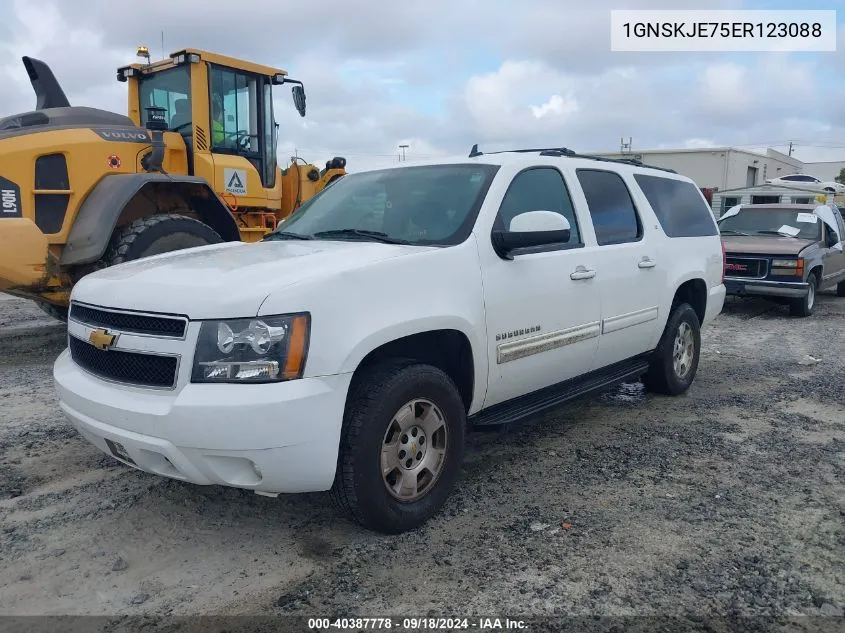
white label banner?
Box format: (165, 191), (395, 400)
(610, 10), (837, 52)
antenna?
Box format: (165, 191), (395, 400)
(161, 31), (165, 58)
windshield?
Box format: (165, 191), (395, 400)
(139, 66), (192, 131)
(270, 164), (500, 246)
(718, 208), (822, 240)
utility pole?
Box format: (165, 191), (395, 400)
(788, 141), (795, 157)
(620, 137), (632, 154)
(398, 144), (409, 162)
(161, 31), (165, 58)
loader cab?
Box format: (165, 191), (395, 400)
(119, 49), (298, 203)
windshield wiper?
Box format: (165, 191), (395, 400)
(262, 231), (314, 241)
(756, 230), (796, 237)
(719, 229), (750, 236)
(312, 229), (411, 245)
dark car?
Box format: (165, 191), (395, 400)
(718, 203), (845, 317)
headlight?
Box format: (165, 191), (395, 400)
(191, 313), (310, 383)
(771, 259), (797, 267)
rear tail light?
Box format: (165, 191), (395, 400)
(720, 239), (726, 283)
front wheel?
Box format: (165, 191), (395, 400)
(330, 361), (466, 534)
(643, 302), (701, 396)
(789, 273), (817, 317)
(105, 214), (224, 266)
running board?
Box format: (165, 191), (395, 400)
(468, 354), (652, 427)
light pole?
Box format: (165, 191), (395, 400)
(399, 144), (409, 162)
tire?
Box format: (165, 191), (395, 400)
(837, 280), (845, 297)
(35, 301), (68, 322)
(105, 214), (224, 266)
(643, 302), (701, 396)
(330, 360), (466, 534)
(789, 272), (817, 317)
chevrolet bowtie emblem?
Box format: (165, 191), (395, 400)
(88, 328), (119, 351)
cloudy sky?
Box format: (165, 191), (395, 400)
(1, 0), (843, 172)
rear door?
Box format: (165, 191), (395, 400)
(571, 168), (665, 370)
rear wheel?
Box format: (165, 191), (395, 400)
(643, 302), (701, 396)
(789, 273), (817, 317)
(330, 361), (466, 534)
(106, 214), (224, 266)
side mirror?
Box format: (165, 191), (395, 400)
(291, 85), (306, 117)
(826, 230), (839, 248)
(492, 211), (571, 260)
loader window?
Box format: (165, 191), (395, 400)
(138, 66), (191, 131)
(210, 66), (260, 154)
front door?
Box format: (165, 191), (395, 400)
(479, 166), (602, 408)
(572, 168), (665, 370)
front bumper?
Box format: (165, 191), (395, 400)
(724, 277), (808, 299)
(54, 349), (353, 494)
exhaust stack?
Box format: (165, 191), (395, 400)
(21, 56), (70, 110)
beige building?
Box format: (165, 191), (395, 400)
(802, 160), (845, 183)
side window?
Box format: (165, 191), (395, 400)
(576, 169), (642, 246)
(209, 66), (259, 153)
(722, 197), (740, 214)
(633, 174), (718, 238)
(496, 167), (581, 245)
(752, 195), (780, 204)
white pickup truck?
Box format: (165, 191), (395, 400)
(53, 148), (726, 533)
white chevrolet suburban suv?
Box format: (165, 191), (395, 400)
(53, 147), (726, 534)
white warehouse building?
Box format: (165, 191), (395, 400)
(587, 147), (810, 191)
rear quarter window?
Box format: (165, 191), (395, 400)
(633, 174), (718, 238)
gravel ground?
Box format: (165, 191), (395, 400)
(0, 292), (843, 631)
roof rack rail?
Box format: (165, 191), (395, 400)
(467, 144), (677, 174)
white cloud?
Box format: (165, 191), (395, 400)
(530, 95), (578, 119)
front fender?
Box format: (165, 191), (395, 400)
(339, 315), (489, 415)
(60, 173), (239, 267)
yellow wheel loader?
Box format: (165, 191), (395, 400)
(0, 47), (347, 321)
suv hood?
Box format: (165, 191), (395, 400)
(71, 239), (432, 319)
(722, 235), (816, 256)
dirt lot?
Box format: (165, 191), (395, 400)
(0, 291), (843, 628)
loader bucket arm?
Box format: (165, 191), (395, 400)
(22, 56), (70, 110)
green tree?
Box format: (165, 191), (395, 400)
(836, 167), (845, 184)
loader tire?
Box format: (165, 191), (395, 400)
(36, 301), (68, 322)
(106, 214), (224, 266)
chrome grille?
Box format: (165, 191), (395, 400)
(725, 257), (768, 279)
(68, 336), (178, 389)
(69, 302), (187, 338)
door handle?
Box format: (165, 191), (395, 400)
(570, 266), (596, 280)
(638, 257), (656, 269)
